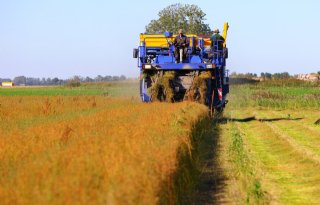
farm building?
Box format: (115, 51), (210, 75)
(1, 82), (14, 87)
(297, 73), (320, 81)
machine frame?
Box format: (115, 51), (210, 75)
(133, 23), (230, 114)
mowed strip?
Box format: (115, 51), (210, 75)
(231, 108), (320, 204)
(0, 96), (208, 205)
(262, 110), (320, 160)
(219, 121), (266, 204)
(246, 109), (320, 164)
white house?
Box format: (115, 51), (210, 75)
(1, 82), (14, 87)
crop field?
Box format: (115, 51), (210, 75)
(0, 80), (319, 205)
(0, 92), (212, 204)
(0, 81), (139, 97)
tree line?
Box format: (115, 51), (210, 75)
(0, 75), (127, 86)
(230, 72), (292, 79)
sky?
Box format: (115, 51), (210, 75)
(0, 0), (319, 79)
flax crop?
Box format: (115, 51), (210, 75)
(0, 96), (207, 205)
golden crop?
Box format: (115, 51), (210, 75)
(0, 96), (207, 205)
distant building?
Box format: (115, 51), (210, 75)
(1, 82), (14, 87)
(297, 73), (319, 81)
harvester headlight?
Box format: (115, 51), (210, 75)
(144, 64), (152, 69)
(206, 64), (214, 69)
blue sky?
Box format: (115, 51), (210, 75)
(0, 0), (319, 79)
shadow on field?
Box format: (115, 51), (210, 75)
(158, 115), (304, 204)
(158, 117), (228, 205)
(217, 116), (303, 123)
(194, 120), (228, 205)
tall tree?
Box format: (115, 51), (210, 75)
(145, 4), (212, 35)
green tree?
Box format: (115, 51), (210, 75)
(265, 73), (272, 79)
(145, 4), (212, 35)
(272, 72), (290, 79)
(13, 76), (26, 85)
(52, 77), (60, 85)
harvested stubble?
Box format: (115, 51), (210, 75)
(0, 96), (208, 205)
(189, 71), (211, 104)
(150, 71), (175, 102)
(149, 71), (211, 103)
(220, 81), (320, 204)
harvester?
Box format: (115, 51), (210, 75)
(133, 23), (230, 115)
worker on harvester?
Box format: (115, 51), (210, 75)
(211, 28), (225, 50)
(173, 29), (189, 63)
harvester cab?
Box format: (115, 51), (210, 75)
(133, 23), (230, 114)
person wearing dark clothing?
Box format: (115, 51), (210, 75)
(173, 29), (189, 63)
(210, 28), (225, 60)
(211, 28), (225, 51)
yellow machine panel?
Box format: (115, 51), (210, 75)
(139, 34), (213, 48)
(139, 22), (228, 48)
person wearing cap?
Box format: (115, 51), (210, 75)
(211, 28), (225, 50)
(173, 29), (189, 63)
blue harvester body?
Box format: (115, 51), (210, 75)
(133, 23), (230, 113)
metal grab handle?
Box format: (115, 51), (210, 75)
(179, 49), (183, 63)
